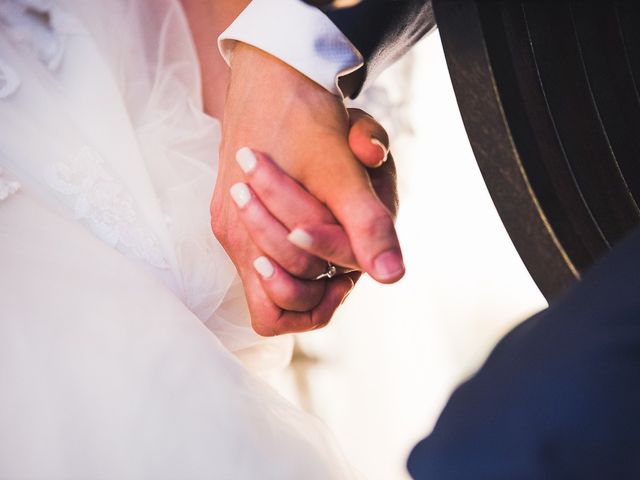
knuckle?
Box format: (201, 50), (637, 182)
(210, 197), (227, 239)
(285, 253), (320, 278)
(275, 285), (322, 312)
(253, 170), (278, 199)
(247, 294), (281, 337)
(295, 312), (318, 334)
(311, 317), (331, 331)
(280, 294), (313, 312)
(307, 206), (336, 225)
(321, 236), (346, 259)
(210, 215), (225, 241)
(360, 209), (395, 241)
(267, 278), (298, 306)
(280, 312), (315, 335)
(251, 318), (278, 337)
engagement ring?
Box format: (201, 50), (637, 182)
(315, 262), (337, 280)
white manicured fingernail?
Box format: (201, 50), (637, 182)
(236, 147), (257, 173)
(371, 137), (389, 164)
(253, 256), (275, 279)
(230, 182), (251, 208)
(288, 228), (314, 249)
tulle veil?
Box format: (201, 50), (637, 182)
(0, 0), (358, 477)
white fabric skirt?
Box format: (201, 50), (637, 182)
(0, 0), (355, 477)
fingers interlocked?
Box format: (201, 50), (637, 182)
(230, 147), (357, 315)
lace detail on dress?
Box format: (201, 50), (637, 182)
(0, 0), (66, 71)
(45, 146), (168, 269)
(0, 58), (20, 98)
(0, 167), (20, 202)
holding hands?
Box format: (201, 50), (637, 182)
(212, 43), (403, 336)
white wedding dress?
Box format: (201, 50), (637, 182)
(0, 0), (356, 478)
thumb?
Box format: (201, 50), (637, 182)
(305, 140), (404, 284)
(347, 108), (390, 168)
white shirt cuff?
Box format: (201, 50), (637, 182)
(218, 0), (364, 97)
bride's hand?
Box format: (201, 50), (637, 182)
(216, 43), (403, 284)
(229, 109), (398, 336)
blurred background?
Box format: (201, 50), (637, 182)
(267, 30), (548, 480)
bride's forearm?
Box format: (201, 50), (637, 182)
(180, 0), (251, 119)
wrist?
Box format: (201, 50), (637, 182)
(229, 42), (346, 123)
(218, 0), (363, 97)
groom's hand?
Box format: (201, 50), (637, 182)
(212, 43), (402, 335)
(215, 42), (404, 283)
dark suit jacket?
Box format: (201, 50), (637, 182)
(321, 0), (436, 95)
(308, 1), (640, 478)
(409, 225), (640, 478)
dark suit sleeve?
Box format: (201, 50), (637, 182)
(306, 0), (436, 96)
(407, 226), (640, 479)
